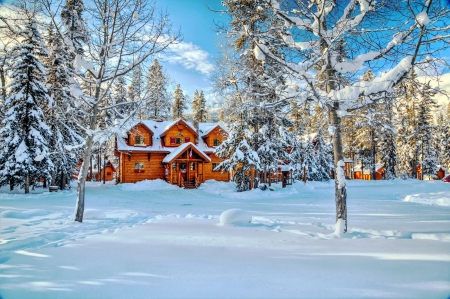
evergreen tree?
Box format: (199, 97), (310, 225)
(171, 84), (188, 120)
(192, 90), (208, 129)
(396, 72), (420, 178)
(442, 105), (450, 170)
(215, 116), (260, 191)
(60, 0), (87, 57)
(45, 23), (84, 189)
(314, 133), (333, 181)
(256, 119), (290, 184)
(0, 19), (54, 193)
(112, 76), (130, 117)
(416, 83), (438, 179)
(145, 58), (171, 120)
(128, 64), (145, 118)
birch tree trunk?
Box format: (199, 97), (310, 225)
(74, 101), (99, 222)
(330, 105), (347, 232)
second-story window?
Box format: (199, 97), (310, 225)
(213, 139), (221, 146)
(135, 136), (145, 145)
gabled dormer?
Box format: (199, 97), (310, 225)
(159, 119), (198, 147)
(127, 123), (154, 147)
(199, 124), (228, 148)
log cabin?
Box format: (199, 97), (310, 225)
(416, 165), (447, 180)
(353, 164), (385, 180)
(114, 119), (230, 187)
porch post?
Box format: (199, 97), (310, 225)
(170, 164), (173, 184)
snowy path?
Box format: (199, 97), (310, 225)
(1, 179), (449, 298)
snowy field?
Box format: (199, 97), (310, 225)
(1, 179), (449, 299)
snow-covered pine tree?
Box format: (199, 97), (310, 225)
(145, 58), (171, 120)
(128, 64), (145, 119)
(192, 90), (208, 129)
(313, 132), (332, 181)
(256, 119), (290, 184)
(215, 116), (260, 191)
(416, 82), (438, 179)
(0, 18), (54, 193)
(433, 113), (445, 166)
(111, 76), (130, 117)
(395, 73), (420, 178)
(191, 90), (200, 128)
(172, 84), (188, 121)
(442, 105), (450, 170)
(45, 23), (84, 189)
(60, 0), (87, 57)
(375, 91), (397, 180)
(301, 136), (319, 181)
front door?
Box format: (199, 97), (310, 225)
(180, 163), (187, 181)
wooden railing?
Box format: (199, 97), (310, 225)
(178, 173), (184, 188)
(195, 174), (200, 188)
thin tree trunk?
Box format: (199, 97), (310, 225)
(103, 155), (106, 184)
(371, 128), (376, 180)
(60, 171), (65, 190)
(25, 175), (30, 194)
(75, 99), (99, 222)
(43, 178), (47, 188)
(330, 106), (347, 232)
(89, 155), (93, 181)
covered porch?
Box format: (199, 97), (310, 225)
(162, 143), (211, 188)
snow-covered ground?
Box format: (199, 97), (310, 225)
(1, 179), (449, 298)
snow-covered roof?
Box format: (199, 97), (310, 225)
(116, 119), (226, 155)
(344, 158), (353, 163)
(198, 123), (227, 137)
(162, 142), (211, 163)
(137, 119), (198, 137)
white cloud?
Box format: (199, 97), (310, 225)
(163, 41), (215, 76)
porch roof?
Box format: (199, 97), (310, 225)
(162, 142), (211, 164)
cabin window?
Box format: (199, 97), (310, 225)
(172, 162), (177, 170)
(212, 163), (220, 172)
(135, 136), (145, 145)
(176, 137), (184, 145)
(135, 162), (144, 170)
(213, 139), (221, 146)
(191, 163), (195, 170)
(107, 172), (112, 176)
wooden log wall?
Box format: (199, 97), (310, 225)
(204, 153), (230, 182)
(163, 125), (196, 147)
(120, 152), (166, 183)
(128, 124), (153, 146)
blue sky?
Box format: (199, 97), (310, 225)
(154, 0), (226, 103)
(0, 0), (226, 104)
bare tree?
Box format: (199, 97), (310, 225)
(221, 0), (450, 232)
(40, 0), (181, 222)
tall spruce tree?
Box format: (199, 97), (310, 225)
(215, 116), (260, 191)
(192, 90), (208, 129)
(45, 23), (84, 189)
(60, 0), (87, 57)
(0, 18), (54, 193)
(171, 84), (188, 120)
(145, 58), (171, 120)
(416, 82), (438, 179)
(128, 64), (145, 119)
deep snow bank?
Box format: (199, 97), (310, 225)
(404, 192), (450, 207)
